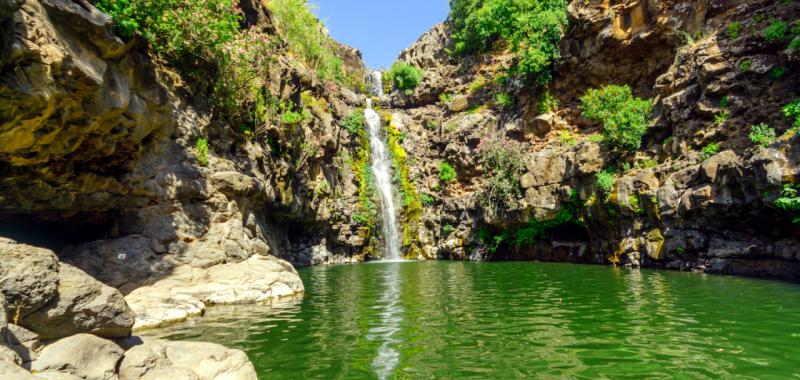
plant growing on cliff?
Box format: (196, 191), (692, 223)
(700, 142), (721, 160)
(727, 21), (744, 39)
(449, 0), (568, 84)
(196, 138), (209, 167)
(341, 111), (365, 136)
(580, 85), (653, 154)
(595, 169), (616, 194)
(439, 162), (457, 184)
(749, 123), (777, 147)
(776, 183), (800, 226)
(764, 20), (789, 43)
(385, 62), (424, 94)
(783, 99), (800, 134)
(268, 0), (346, 83)
(495, 93), (514, 109)
(538, 90), (559, 114)
(478, 137), (525, 212)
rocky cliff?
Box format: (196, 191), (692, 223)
(385, 0), (800, 280)
(0, 0), (374, 377)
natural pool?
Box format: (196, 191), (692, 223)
(146, 261), (800, 379)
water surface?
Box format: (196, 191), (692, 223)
(147, 261), (800, 379)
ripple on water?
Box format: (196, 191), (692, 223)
(143, 261), (800, 380)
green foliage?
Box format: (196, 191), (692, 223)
(628, 194), (643, 215)
(588, 133), (604, 143)
(558, 130), (578, 147)
(268, 0), (346, 82)
(214, 30), (275, 126)
(714, 110), (730, 126)
(772, 67), (788, 80)
(478, 137), (525, 212)
(749, 123), (776, 147)
(727, 21), (744, 39)
(469, 76), (488, 93)
(720, 96), (730, 108)
(95, 0), (241, 66)
(513, 190), (585, 247)
(442, 224), (455, 236)
(538, 90), (559, 114)
(420, 194), (435, 206)
(424, 121), (438, 130)
(595, 169), (616, 194)
(449, 0), (569, 84)
(439, 92), (454, 105)
(341, 111), (365, 136)
(281, 108), (311, 126)
(701, 142), (721, 160)
(386, 118), (422, 248)
(385, 62), (424, 94)
(783, 99), (800, 134)
(439, 162), (457, 183)
(580, 85), (653, 154)
(495, 93), (514, 109)
(764, 20), (789, 43)
(739, 59), (752, 71)
(196, 138), (209, 167)
(776, 184), (800, 226)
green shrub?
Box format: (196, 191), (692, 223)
(558, 130), (578, 147)
(439, 162), (457, 183)
(341, 111), (364, 136)
(420, 194), (435, 206)
(776, 184), (800, 226)
(214, 29), (275, 125)
(442, 224), (455, 236)
(727, 21), (744, 39)
(281, 109), (311, 126)
(495, 93), (514, 109)
(538, 90), (559, 114)
(715, 110), (730, 126)
(478, 137), (525, 211)
(439, 92), (454, 105)
(720, 96), (730, 108)
(580, 85), (653, 154)
(385, 62), (424, 94)
(749, 123), (776, 147)
(701, 142), (720, 160)
(739, 59), (752, 71)
(449, 0), (568, 85)
(425, 121), (438, 130)
(96, 0), (240, 66)
(783, 99), (800, 133)
(595, 169), (616, 193)
(764, 20), (789, 43)
(268, 0), (346, 83)
(469, 76), (487, 93)
(772, 67), (788, 80)
(196, 138), (209, 167)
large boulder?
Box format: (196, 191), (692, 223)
(22, 264), (134, 340)
(31, 334), (123, 380)
(125, 255), (303, 329)
(0, 238), (59, 318)
(118, 338), (256, 380)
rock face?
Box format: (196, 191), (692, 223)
(22, 264), (134, 340)
(0, 238), (59, 318)
(118, 338), (257, 380)
(124, 255), (304, 330)
(32, 334), (124, 380)
(385, 0), (800, 279)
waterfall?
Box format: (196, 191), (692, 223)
(367, 70), (384, 97)
(364, 75), (401, 261)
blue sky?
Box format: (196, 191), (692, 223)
(311, 0), (450, 69)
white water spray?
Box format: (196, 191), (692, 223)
(365, 71), (401, 261)
(367, 70), (384, 97)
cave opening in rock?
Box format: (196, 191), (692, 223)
(0, 212), (117, 252)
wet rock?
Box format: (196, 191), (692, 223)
(22, 264), (134, 340)
(0, 239), (59, 318)
(32, 334), (123, 380)
(118, 338), (256, 380)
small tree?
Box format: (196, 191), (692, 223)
(581, 85), (653, 154)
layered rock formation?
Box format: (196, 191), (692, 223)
(386, 0), (800, 279)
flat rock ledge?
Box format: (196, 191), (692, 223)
(126, 254), (305, 330)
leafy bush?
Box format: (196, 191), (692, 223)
(96, 0), (240, 67)
(420, 194), (435, 206)
(776, 184), (800, 226)
(449, 0), (568, 84)
(772, 67), (788, 80)
(439, 162), (457, 183)
(727, 21), (744, 39)
(196, 138), (209, 167)
(478, 137), (525, 211)
(214, 29), (275, 125)
(495, 93), (513, 109)
(595, 169), (616, 193)
(439, 93), (454, 105)
(714, 110), (729, 126)
(268, 0), (345, 82)
(749, 123), (776, 147)
(341, 111), (364, 136)
(764, 20), (789, 43)
(281, 108), (311, 126)
(580, 85), (653, 154)
(442, 224), (455, 236)
(425, 121), (438, 130)
(385, 62), (424, 94)
(740, 59), (752, 71)
(538, 90), (559, 114)
(783, 99), (800, 134)
(701, 142), (720, 160)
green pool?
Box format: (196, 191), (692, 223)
(147, 261), (800, 379)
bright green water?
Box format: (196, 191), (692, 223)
(148, 261), (800, 379)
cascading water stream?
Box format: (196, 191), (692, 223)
(364, 90), (401, 261)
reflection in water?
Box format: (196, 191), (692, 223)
(145, 262), (800, 379)
(368, 263), (403, 380)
